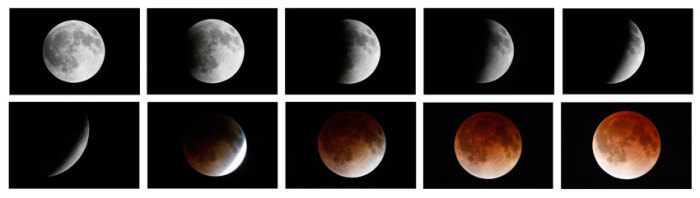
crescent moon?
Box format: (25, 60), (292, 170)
(338, 19), (381, 84)
(476, 19), (514, 84)
(608, 19), (645, 84)
(49, 116), (89, 177)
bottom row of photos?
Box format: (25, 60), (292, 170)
(9, 102), (691, 189)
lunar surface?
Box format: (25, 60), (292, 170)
(608, 19), (645, 84)
(454, 112), (521, 179)
(43, 20), (105, 83)
(338, 19), (381, 84)
(188, 19), (245, 84)
(318, 110), (386, 178)
(49, 116), (89, 177)
(183, 113), (247, 177)
(475, 19), (514, 84)
(593, 111), (660, 179)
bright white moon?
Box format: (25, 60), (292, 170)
(188, 19), (245, 84)
(339, 19), (381, 84)
(43, 20), (105, 83)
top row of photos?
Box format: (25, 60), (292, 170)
(9, 8), (693, 95)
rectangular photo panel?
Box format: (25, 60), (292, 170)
(286, 102), (416, 188)
(148, 102), (277, 188)
(10, 8), (140, 95)
(147, 9), (278, 94)
(9, 102), (139, 188)
(563, 9), (693, 94)
(561, 103), (691, 188)
(285, 9), (416, 94)
(424, 9), (554, 94)
(424, 103), (553, 188)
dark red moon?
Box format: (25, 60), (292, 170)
(454, 112), (522, 179)
(318, 110), (386, 178)
(593, 111), (660, 179)
(183, 113), (247, 177)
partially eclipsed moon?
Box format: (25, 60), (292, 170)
(183, 113), (247, 177)
(338, 19), (381, 84)
(49, 116), (89, 177)
(43, 20), (105, 83)
(454, 112), (521, 179)
(608, 19), (645, 84)
(593, 111), (660, 179)
(188, 19), (245, 84)
(318, 110), (386, 178)
(476, 19), (514, 84)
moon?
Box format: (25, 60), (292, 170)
(183, 113), (247, 177)
(49, 116), (89, 177)
(318, 110), (386, 178)
(338, 19), (381, 84)
(608, 19), (645, 84)
(454, 112), (522, 179)
(188, 19), (245, 84)
(43, 20), (105, 83)
(475, 19), (514, 84)
(593, 111), (660, 179)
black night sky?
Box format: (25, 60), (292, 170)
(423, 103), (552, 188)
(9, 9), (140, 95)
(286, 102), (416, 188)
(285, 9), (416, 94)
(564, 9), (693, 94)
(424, 9), (553, 94)
(9, 102), (139, 188)
(561, 103), (691, 189)
(148, 102), (277, 188)
(147, 9), (278, 94)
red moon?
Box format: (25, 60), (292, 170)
(183, 113), (247, 177)
(454, 112), (522, 179)
(318, 110), (386, 178)
(593, 111), (660, 179)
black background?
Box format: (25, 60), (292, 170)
(148, 102), (277, 188)
(561, 103), (691, 189)
(286, 102), (415, 188)
(10, 9), (140, 95)
(424, 103), (552, 188)
(9, 102), (139, 188)
(285, 9), (416, 94)
(564, 9), (693, 94)
(424, 9), (553, 94)
(147, 9), (277, 94)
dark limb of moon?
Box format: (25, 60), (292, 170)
(43, 20), (105, 83)
(318, 110), (386, 178)
(593, 111), (660, 179)
(454, 112), (521, 179)
(607, 19), (645, 84)
(188, 19), (245, 84)
(183, 113), (247, 177)
(49, 116), (90, 177)
(338, 19), (381, 84)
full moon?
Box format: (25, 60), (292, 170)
(338, 19), (381, 84)
(475, 19), (514, 84)
(593, 111), (660, 179)
(454, 112), (521, 179)
(43, 20), (105, 83)
(188, 19), (245, 84)
(49, 116), (89, 177)
(183, 113), (247, 177)
(318, 110), (386, 178)
(608, 19), (645, 84)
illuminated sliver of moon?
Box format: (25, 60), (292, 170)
(49, 116), (89, 177)
(608, 19), (645, 84)
(220, 140), (247, 176)
(476, 19), (515, 84)
(338, 19), (381, 84)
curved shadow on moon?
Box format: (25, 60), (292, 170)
(592, 111), (660, 179)
(183, 113), (247, 177)
(187, 19), (245, 84)
(607, 19), (645, 84)
(49, 116), (89, 177)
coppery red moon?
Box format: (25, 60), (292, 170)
(454, 112), (522, 179)
(183, 113), (247, 177)
(318, 110), (386, 178)
(593, 111), (660, 179)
